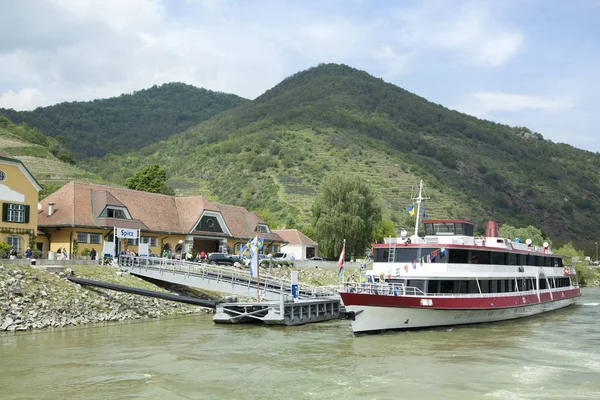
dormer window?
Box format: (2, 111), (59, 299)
(100, 206), (131, 219)
(256, 224), (270, 233)
(192, 211), (231, 235)
(196, 215), (223, 233)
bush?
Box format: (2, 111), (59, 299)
(81, 248), (91, 257)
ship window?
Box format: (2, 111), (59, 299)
(491, 252), (506, 265)
(536, 256), (545, 267)
(544, 257), (551, 267)
(470, 250), (490, 264)
(428, 280), (440, 294)
(516, 253), (526, 265)
(449, 249), (469, 264)
(556, 258), (563, 268)
(526, 279), (534, 291)
(406, 279), (426, 293)
(376, 247), (440, 262)
(480, 280), (490, 293)
(507, 253), (518, 265)
(468, 280), (479, 293)
(439, 280), (454, 293)
(455, 280), (468, 294)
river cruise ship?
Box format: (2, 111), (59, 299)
(340, 182), (580, 334)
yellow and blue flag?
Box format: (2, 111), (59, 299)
(406, 204), (415, 216)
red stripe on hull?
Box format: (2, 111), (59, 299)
(340, 288), (580, 310)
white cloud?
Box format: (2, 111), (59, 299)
(0, 88), (51, 111)
(459, 92), (576, 116)
(393, 1), (523, 67)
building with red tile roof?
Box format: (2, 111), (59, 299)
(272, 229), (318, 260)
(38, 181), (285, 258)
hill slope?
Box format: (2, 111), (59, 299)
(0, 117), (102, 197)
(0, 83), (248, 158)
(71, 65), (600, 247)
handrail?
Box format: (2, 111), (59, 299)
(119, 255), (336, 299)
(341, 282), (577, 298)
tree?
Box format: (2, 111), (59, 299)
(373, 219), (396, 244)
(311, 173), (381, 260)
(498, 224), (551, 247)
(125, 164), (175, 195)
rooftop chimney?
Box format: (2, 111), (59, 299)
(48, 202), (55, 217)
(485, 220), (498, 238)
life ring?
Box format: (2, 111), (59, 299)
(563, 267), (570, 275)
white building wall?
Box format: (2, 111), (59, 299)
(280, 243), (305, 260)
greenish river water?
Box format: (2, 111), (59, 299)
(1, 288), (599, 400)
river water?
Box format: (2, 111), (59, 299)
(1, 288), (599, 400)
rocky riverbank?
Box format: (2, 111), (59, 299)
(0, 264), (219, 332)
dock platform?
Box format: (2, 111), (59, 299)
(213, 296), (341, 326)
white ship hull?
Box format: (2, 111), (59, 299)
(345, 297), (578, 334)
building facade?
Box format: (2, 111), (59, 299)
(38, 181), (285, 259)
(0, 151), (42, 256)
(273, 229), (318, 260)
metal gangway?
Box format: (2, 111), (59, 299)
(118, 255), (338, 301)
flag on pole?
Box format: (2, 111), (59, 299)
(240, 238), (252, 255)
(257, 234), (265, 251)
(248, 235), (259, 277)
(422, 203), (427, 219)
(337, 240), (345, 277)
(406, 204), (415, 216)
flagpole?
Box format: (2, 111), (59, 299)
(414, 180), (423, 237)
(257, 261), (261, 303)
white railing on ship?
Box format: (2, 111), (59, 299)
(118, 255), (336, 298)
(342, 282), (573, 298)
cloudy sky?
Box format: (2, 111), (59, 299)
(1, 0), (598, 152)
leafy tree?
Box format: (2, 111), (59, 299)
(311, 173), (381, 260)
(554, 242), (595, 285)
(498, 224), (551, 247)
(373, 219), (397, 244)
(125, 164), (175, 195)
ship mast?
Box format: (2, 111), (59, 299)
(413, 180), (424, 237)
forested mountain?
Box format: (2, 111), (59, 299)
(0, 117), (102, 197)
(0, 83), (248, 158)
(82, 64), (600, 249)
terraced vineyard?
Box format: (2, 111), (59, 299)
(0, 126), (103, 195)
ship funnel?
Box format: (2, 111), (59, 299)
(485, 221), (498, 237)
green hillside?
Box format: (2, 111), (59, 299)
(0, 117), (102, 197)
(0, 83), (248, 158)
(83, 64), (600, 250)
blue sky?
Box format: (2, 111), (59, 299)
(0, 0), (598, 152)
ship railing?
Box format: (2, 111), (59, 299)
(343, 283), (573, 298)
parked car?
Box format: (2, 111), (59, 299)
(308, 256), (326, 261)
(207, 253), (239, 266)
(272, 252), (294, 261)
(242, 253), (268, 265)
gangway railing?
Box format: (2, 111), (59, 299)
(118, 255), (337, 299)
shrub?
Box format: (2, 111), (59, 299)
(81, 248), (91, 257)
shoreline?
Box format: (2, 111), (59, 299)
(0, 264), (216, 333)
(0, 263), (358, 333)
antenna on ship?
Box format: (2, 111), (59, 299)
(413, 180), (430, 238)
